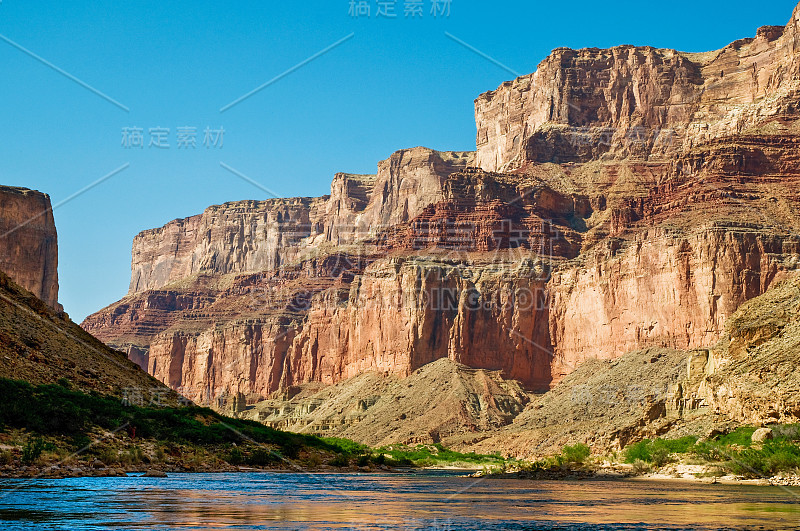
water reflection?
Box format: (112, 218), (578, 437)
(0, 472), (799, 530)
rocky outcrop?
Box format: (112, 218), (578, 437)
(676, 273), (800, 425)
(83, 2), (800, 418)
(326, 148), (475, 244)
(458, 347), (689, 457)
(475, 4), (800, 172)
(129, 148), (474, 294)
(0, 186), (60, 310)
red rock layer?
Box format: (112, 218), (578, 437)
(82, 2), (800, 404)
(0, 186), (60, 310)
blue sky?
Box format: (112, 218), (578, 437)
(1, 0), (796, 322)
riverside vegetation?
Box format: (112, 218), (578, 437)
(0, 378), (508, 477)
(478, 429), (800, 483)
(3, 377), (800, 485)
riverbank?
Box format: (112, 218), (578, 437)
(473, 429), (800, 488)
(476, 463), (800, 487)
(0, 461), (400, 479)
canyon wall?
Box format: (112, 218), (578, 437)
(83, 2), (800, 407)
(128, 197), (329, 294)
(0, 186), (60, 310)
(129, 148), (474, 294)
(475, 4), (800, 172)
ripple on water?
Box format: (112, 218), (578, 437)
(0, 473), (799, 530)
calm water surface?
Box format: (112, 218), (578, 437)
(1, 471), (799, 530)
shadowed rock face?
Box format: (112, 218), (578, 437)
(84, 3), (800, 410)
(0, 186), (60, 311)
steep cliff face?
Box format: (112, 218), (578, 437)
(84, 2), (800, 414)
(129, 197), (329, 294)
(0, 186), (60, 310)
(282, 255), (553, 390)
(549, 224), (798, 379)
(475, 5), (800, 172)
(129, 147), (474, 295)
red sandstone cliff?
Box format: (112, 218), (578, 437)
(0, 186), (60, 310)
(83, 3), (800, 406)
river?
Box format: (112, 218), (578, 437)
(1, 471), (799, 530)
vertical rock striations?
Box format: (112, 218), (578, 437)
(475, 4), (800, 172)
(83, 2), (800, 408)
(0, 186), (60, 310)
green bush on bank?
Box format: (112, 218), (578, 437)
(375, 443), (505, 467)
(0, 378), (350, 459)
(622, 427), (800, 477)
(725, 441), (800, 477)
(624, 436), (698, 465)
(561, 443), (590, 465)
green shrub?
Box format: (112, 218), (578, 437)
(119, 446), (144, 465)
(373, 444), (505, 467)
(632, 459), (650, 474)
(98, 447), (119, 465)
(650, 446), (672, 468)
(321, 437), (368, 455)
(70, 434), (92, 452)
(328, 454), (350, 467)
(624, 441), (652, 463)
(716, 427), (757, 447)
(625, 437), (697, 464)
(227, 447), (243, 465)
(246, 448), (281, 467)
(21, 437), (49, 465)
(0, 378), (342, 460)
(0, 450), (13, 465)
(690, 441), (726, 461)
(154, 446), (166, 462)
(772, 424), (800, 442)
(561, 443), (591, 465)
(726, 441), (800, 477)
(656, 436), (698, 454)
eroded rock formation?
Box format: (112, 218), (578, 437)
(0, 186), (60, 310)
(84, 3), (800, 417)
(475, 4), (800, 172)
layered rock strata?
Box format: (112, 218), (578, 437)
(475, 4), (800, 172)
(0, 186), (60, 310)
(84, 3), (800, 414)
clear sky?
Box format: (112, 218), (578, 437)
(1, 0), (797, 322)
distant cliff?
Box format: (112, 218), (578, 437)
(475, 4), (800, 171)
(0, 186), (60, 310)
